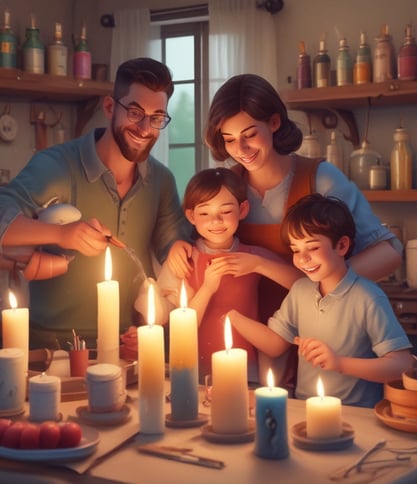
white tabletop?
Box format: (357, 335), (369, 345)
(1, 385), (417, 484)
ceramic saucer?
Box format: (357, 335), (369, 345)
(201, 420), (255, 444)
(165, 413), (209, 428)
(76, 404), (131, 426)
(291, 421), (354, 451)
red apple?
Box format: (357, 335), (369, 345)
(59, 422), (82, 448)
(20, 423), (41, 449)
(39, 421), (61, 449)
(1, 421), (25, 448)
(0, 418), (12, 442)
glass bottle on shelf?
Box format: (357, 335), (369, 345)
(313, 35), (331, 87)
(0, 8), (17, 69)
(353, 31), (372, 84)
(22, 14), (45, 74)
(373, 23), (396, 82)
(390, 126), (413, 190)
(297, 41), (312, 89)
(47, 22), (68, 76)
(397, 24), (417, 81)
(73, 23), (91, 79)
(336, 38), (353, 86)
(326, 131), (345, 174)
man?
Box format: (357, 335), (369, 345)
(0, 57), (190, 349)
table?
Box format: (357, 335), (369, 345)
(1, 384), (417, 484)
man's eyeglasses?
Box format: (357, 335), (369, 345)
(113, 98), (171, 130)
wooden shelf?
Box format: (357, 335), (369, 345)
(362, 189), (417, 202)
(281, 80), (417, 110)
(0, 68), (113, 135)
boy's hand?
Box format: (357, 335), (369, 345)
(294, 336), (340, 372)
(120, 326), (138, 361)
(166, 240), (193, 278)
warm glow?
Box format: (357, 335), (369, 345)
(179, 280), (187, 308)
(104, 246), (112, 281)
(8, 290), (17, 310)
(147, 282), (155, 326)
(267, 368), (275, 389)
(224, 316), (233, 351)
(317, 376), (325, 399)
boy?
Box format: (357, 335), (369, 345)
(227, 193), (412, 407)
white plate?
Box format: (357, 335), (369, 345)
(0, 426), (99, 462)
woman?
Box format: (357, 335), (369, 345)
(169, 74), (402, 388)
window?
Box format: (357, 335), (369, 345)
(156, 16), (209, 198)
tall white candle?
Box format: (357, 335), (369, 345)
(138, 283), (165, 434)
(0, 348), (26, 415)
(97, 246), (119, 364)
(29, 373), (61, 421)
(306, 377), (342, 439)
(2, 291), (29, 371)
(211, 317), (249, 434)
(169, 281), (198, 421)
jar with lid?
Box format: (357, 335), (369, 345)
(336, 38), (353, 86)
(349, 140), (383, 190)
(390, 126), (413, 190)
(297, 132), (321, 158)
(373, 23), (396, 82)
(397, 24), (417, 81)
(86, 363), (126, 413)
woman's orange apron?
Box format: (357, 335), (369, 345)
(233, 156), (323, 392)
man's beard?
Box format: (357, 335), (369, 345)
(111, 118), (157, 163)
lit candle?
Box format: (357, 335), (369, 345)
(28, 373), (61, 421)
(254, 368), (289, 459)
(2, 291), (29, 371)
(169, 280), (198, 421)
(97, 246), (120, 364)
(138, 282), (165, 434)
(0, 348), (26, 415)
(211, 317), (248, 434)
(306, 377), (342, 439)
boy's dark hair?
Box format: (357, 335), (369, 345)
(183, 167), (247, 211)
(113, 57), (174, 100)
(281, 193), (356, 259)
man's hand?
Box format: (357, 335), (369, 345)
(58, 218), (111, 256)
(166, 240), (193, 278)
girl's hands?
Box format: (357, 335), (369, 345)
(203, 257), (237, 293)
(294, 336), (341, 372)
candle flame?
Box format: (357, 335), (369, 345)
(317, 376), (325, 399)
(224, 316), (233, 351)
(104, 246), (112, 281)
(179, 280), (187, 308)
(8, 290), (17, 309)
(147, 282), (155, 326)
(267, 368), (275, 389)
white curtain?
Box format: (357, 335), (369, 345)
(208, 0), (278, 99)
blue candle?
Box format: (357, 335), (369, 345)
(254, 369), (289, 459)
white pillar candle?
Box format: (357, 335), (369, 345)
(169, 281), (198, 421)
(0, 348), (26, 416)
(211, 317), (249, 434)
(97, 246), (120, 364)
(2, 291), (29, 371)
(28, 373), (61, 421)
(138, 283), (165, 434)
(306, 377), (342, 440)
